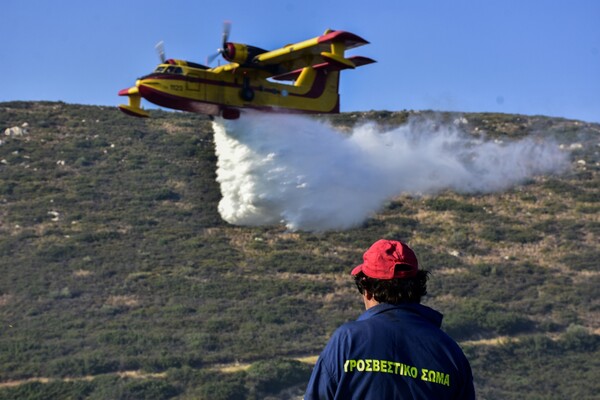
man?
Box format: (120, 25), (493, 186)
(304, 239), (475, 399)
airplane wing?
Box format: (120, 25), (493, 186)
(253, 30), (373, 75)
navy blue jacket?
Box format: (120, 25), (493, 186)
(304, 303), (475, 399)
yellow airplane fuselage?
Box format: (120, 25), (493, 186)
(118, 29), (374, 119)
(128, 61), (339, 119)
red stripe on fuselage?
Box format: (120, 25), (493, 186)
(142, 70), (331, 98)
(138, 83), (221, 115)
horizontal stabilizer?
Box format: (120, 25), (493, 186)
(317, 30), (370, 50)
(347, 56), (376, 68)
(271, 55), (376, 81)
(320, 52), (356, 69)
(270, 69), (303, 82)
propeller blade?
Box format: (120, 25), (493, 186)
(155, 41), (166, 63)
(207, 20), (232, 65)
(207, 51), (221, 65)
(222, 20), (232, 48)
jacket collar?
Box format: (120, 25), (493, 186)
(357, 302), (443, 328)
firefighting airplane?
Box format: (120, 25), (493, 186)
(118, 23), (375, 119)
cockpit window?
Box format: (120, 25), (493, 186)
(165, 66), (183, 74)
(154, 66), (166, 73)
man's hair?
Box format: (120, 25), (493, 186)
(353, 269), (430, 304)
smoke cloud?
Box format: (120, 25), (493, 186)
(212, 112), (570, 231)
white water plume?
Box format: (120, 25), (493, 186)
(212, 112), (570, 231)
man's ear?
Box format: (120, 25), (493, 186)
(364, 290), (374, 301)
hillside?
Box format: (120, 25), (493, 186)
(0, 101), (599, 399)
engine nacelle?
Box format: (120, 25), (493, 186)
(223, 43), (268, 65)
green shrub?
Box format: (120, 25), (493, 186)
(443, 300), (533, 340)
(196, 381), (247, 400)
(562, 250), (598, 271)
(115, 380), (180, 400)
(0, 381), (94, 400)
(561, 325), (600, 352)
(246, 358), (312, 396)
(423, 197), (483, 214)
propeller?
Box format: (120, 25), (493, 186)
(207, 20), (232, 65)
(155, 40), (166, 63)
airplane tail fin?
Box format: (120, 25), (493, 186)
(265, 32), (375, 114)
(270, 55), (374, 114)
(293, 67), (341, 113)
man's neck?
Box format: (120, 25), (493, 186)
(363, 295), (379, 310)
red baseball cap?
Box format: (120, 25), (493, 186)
(351, 239), (419, 279)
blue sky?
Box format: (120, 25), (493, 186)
(2, 0), (599, 123)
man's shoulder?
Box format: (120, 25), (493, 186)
(331, 319), (367, 338)
(336, 305), (464, 352)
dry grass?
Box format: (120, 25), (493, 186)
(0, 294), (13, 307)
(463, 336), (513, 347)
(296, 355), (319, 365)
(435, 267), (469, 275)
(105, 295), (140, 308)
(211, 361), (252, 373)
(73, 269), (93, 278)
(0, 370), (166, 389)
(116, 371), (167, 379)
(0, 377), (52, 389)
